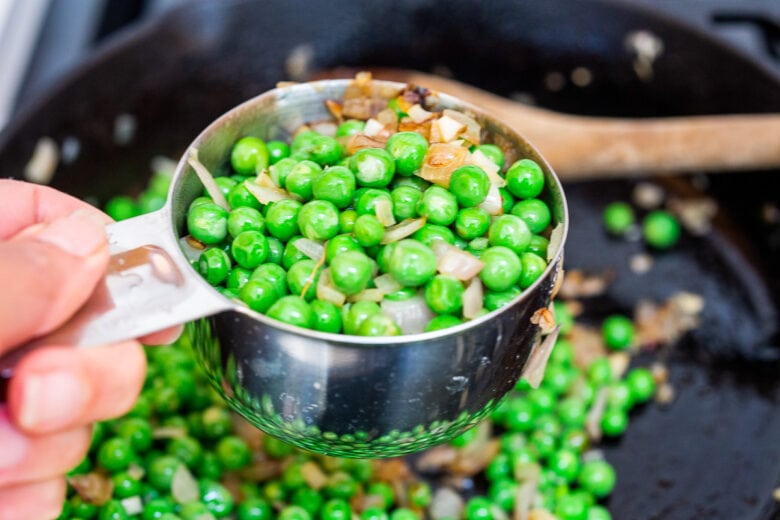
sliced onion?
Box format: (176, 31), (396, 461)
(431, 240), (484, 281)
(256, 172), (278, 188)
(121, 497), (143, 516)
(171, 464), (199, 504)
(347, 288), (386, 303)
(188, 149), (229, 210)
(179, 236), (205, 263)
(381, 292), (435, 335)
(374, 198), (396, 227)
(430, 487), (464, 520)
(419, 143), (468, 187)
(301, 461), (328, 489)
(381, 217), (427, 244)
(408, 104), (434, 123)
(521, 326), (560, 389)
(294, 238), (325, 260)
(467, 149), (505, 187)
(374, 273), (402, 294)
(547, 223), (564, 262)
(245, 180), (295, 204)
(317, 268), (347, 307)
(377, 108), (399, 127)
(363, 118), (385, 137)
(478, 184), (503, 216)
(310, 121), (337, 137)
(586, 388), (608, 441)
(443, 109), (482, 145)
(462, 278), (484, 319)
(430, 115), (466, 143)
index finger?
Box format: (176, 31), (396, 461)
(0, 180), (110, 240)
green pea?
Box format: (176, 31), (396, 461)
(602, 314), (634, 350)
(311, 299), (343, 333)
(464, 497), (493, 520)
(226, 267), (251, 291)
(197, 451), (222, 481)
(579, 459), (617, 498)
(488, 478), (517, 511)
(336, 119), (366, 137)
(231, 136), (269, 174)
(358, 313), (401, 336)
(231, 230), (269, 269)
(627, 367), (656, 403)
(312, 166), (356, 208)
(198, 248), (232, 285)
(238, 498), (274, 520)
(215, 435), (251, 470)
(557, 397), (587, 428)
(321, 499), (351, 520)
(188, 202), (228, 244)
(499, 187), (515, 214)
(484, 286), (522, 311)
(388, 239), (437, 287)
(607, 381), (635, 410)
(267, 140), (291, 164)
(554, 494), (588, 520)
(366, 481), (395, 509)
(506, 158), (545, 199)
(228, 182), (263, 211)
(424, 275), (464, 315)
(330, 250), (374, 296)
(291, 488), (322, 517)
(97, 437), (135, 473)
(350, 148), (396, 188)
(98, 499), (129, 520)
(479, 246), (522, 292)
(416, 186), (458, 226)
(603, 201), (635, 235)
(213, 177), (238, 198)
(287, 259), (322, 301)
(385, 131), (429, 176)
(111, 471), (141, 498)
(267, 295), (313, 329)
(326, 234), (364, 264)
(250, 263), (288, 298)
(477, 143), (505, 169)
(147, 455), (180, 491)
(413, 223), (455, 246)
(587, 505), (613, 520)
(283, 236), (309, 270)
(339, 209), (358, 233)
(105, 196), (138, 221)
(390, 509), (418, 520)
(449, 165), (490, 207)
(643, 209), (680, 249)
(488, 214), (532, 254)
(286, 160), (322, 201)
(455, 207), (491, 240)
(200, 479), (234, 517)
(519, 251), (547, 288)
(310, 134), (343, 166)
(424, 315), (463, 332)
(166, 435), (202, 468)
(115, 417), (152, 453)
(355, 188), (393, 217)
(343, 301), (381, 335)
(266, 199), (302, 241)
(270, 157), (299, 188)
(527, 235), (549, 259)
(361, 508), (389, 520)
(353, 214), (385, 247)
(601, 407), (629, 436)
(291, 130), (319, 157)
(390, 186), (422, 220)
(298, 200), (340, 241)
(228, 206), (265, 237)
(511, 198), (551, 234)
(392, 175), (430, 192)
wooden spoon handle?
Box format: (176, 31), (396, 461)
(324, 68), (780, 179)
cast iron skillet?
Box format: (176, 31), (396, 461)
(1, 0), (779, 518)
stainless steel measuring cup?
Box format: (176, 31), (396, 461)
(1, 79), (568, 457)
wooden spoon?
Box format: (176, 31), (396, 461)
(317, 68), (780, 179)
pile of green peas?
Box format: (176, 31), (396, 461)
(183, 96), (556, 336)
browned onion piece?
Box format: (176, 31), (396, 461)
(430, 115), (466, 143)
(419, 143), (468, 187)
(443, 109), (481, 145)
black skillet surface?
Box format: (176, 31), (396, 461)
(1, 1), (779, 518)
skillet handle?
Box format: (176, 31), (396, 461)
(0, 210), (231, 400)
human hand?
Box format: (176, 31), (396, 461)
(0, 179), (181, 520)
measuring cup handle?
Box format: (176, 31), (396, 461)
(0, 209), (231, 398)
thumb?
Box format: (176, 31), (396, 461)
(0, 209), (109, 352)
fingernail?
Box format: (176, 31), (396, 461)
(34, 208), (107, 258)
(0, 408), (27, 469)
(17, 372), (89, 432)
